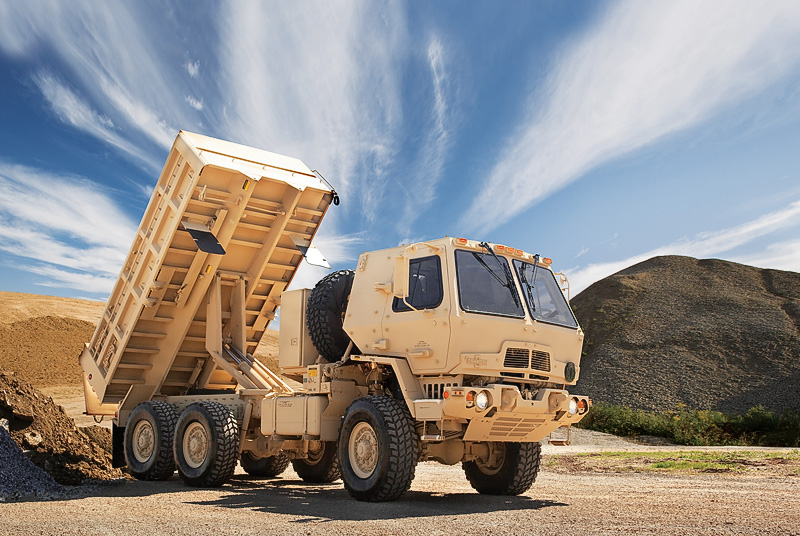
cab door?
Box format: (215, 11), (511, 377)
(382, 252), (451, 374)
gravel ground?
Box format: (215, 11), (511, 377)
(1, 461), (798, 535)
(2, 413), (798, 535)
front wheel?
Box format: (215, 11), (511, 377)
(462, 442), (541, 495)
(338, 396), (418, 502)
(292, 441), (340, 483)
(174, 402), (239, 487)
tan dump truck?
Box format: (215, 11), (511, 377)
(81, 131), (591, 502)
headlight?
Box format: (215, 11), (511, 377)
(564, 362), (577, 383)
(476, 390), (491, 410)
(568, 398), (578, 415)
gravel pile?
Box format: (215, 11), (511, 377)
(572, 255), (800, 413)
(0, 425), (63, 501)
(0, 369), (123, 486)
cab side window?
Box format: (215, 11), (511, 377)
(392, 255), (443, 312)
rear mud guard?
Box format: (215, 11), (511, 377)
(112, 423), (126, 468)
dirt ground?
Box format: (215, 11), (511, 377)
(1, 457), (798, 535)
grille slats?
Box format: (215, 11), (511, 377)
(503, 347), (551, 373)
(422, 381), (459, 399)
(489, 416), (546, 438)
(530, 350), (551, 372)
(503, 348), (529, 368)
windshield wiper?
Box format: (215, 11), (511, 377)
(516, 260), (537, 312)
(477, 242), (520, 307)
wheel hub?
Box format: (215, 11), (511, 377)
(183, 421), (209, 469)
(476, 442), (506, 475)
(306, 441), (324, 465)
(132, 420), (155, 463)
(349, 422), (378, 479)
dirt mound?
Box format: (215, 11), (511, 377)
(0, 291), (104, 326)
(572, 255), (800, 414)
(0, 316), (95, 387)
(0, 369), (123, 485)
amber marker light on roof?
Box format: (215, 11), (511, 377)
(455, 238), (468, 245)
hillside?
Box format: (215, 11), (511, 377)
(571, 256), (800, 414)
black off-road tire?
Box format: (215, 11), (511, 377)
(462, 442), (541, 495)
(124, 401), (178, 481)
(338, 396), (418, 502)
(292, 441), (340, 483)
(240, 451), (290, 477)
(306, 269), (358, 361)
(174, 402), (239, 487)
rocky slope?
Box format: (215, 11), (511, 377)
(572, 255), (800, 413)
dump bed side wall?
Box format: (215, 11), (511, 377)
(81, 131), (331, 409)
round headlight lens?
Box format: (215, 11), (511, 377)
(476, 390), (491, 411)
(568, 398), (578, 415)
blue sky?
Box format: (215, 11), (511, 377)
(0, 0), (799, 302)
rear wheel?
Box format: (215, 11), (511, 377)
(124, 401), (178, 481)
(292, 441), (340, 483)
(338, 396), (417, 502)
(241, 452), (290, 477)
(462, 442), (541, 495)
(174, 402), (239, 487)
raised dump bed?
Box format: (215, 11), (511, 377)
(80, 131), (333, 417)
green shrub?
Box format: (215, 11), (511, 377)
(575, 403), (800, 447)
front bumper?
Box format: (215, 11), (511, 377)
(414, 385), (591, 443)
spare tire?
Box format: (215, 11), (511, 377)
(307, 269), (359, 361)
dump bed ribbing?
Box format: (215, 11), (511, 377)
(81, 131), (332, 414)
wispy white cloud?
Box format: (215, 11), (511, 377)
(98, 76), (174, 149)
(33, 71), (159, 169)
(185, 95), (204, 111)
(26, 266), (118, 295)
(186, 60), (199, 78)
(568, 200), (800, 295)
(0, 1), (192, 166)
(396, 37), (452, 236)
(288, 230), (366, 289)
(730, 239), (800, 273)
(462, 0), (800, 233)
(219, 0), (408, 225)
(0, 162), (137, 294)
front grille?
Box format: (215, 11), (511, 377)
(503, 347), (529, 368)
(422, 381), (459, 399)
(503, 347), (551, 372)
(531, 350), (551, 372)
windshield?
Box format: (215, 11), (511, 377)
(513, 259), (578, 328)
(455, 250), (524, 318)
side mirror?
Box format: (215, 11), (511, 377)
(393, 254), (409, 299)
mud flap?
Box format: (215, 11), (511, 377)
(112, 423), (126, 468)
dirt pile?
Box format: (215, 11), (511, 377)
(572, 255), (800, 413)
(0, 316), (95, 387)
(0, 368), (123, 485)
